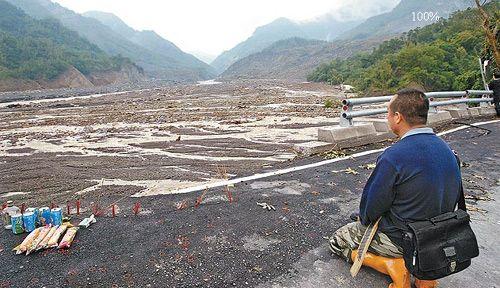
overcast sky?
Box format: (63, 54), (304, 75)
(53, 0), (399, 57)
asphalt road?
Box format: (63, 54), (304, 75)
(0, 120), (498, 288)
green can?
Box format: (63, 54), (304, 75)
(11, 213), (24, 234)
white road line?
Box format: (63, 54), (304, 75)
(133, 119), (499, 197)
(436, 119), (499, 136)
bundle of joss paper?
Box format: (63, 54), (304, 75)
(13, 223), (79, 255)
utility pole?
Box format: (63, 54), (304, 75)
(479, 58), (489, 90)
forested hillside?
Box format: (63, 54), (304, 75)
(308, 3), (498, 95)
(220, 37), (385, 80)
(6, 0), (215, 81)
(0, 0), (133, 81)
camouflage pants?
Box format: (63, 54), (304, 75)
(329, 221), (403, 261)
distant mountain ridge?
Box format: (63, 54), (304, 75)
(6, 0), (216, 81)
(210, 17), (361, 74)
(83, 11), (216, 80)
(0, 0), (144, 92)
(220, 37), (386, 80)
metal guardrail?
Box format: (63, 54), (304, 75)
(340, 90), (493, 127)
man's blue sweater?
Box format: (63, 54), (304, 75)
(359, 131), (462, 245)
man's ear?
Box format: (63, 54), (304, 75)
(394, 112), (403, 124)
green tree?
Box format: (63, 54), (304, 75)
(308, 3), (497, 95)
(0, 0), (136, 81)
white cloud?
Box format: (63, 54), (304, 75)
(53, 0), (399, 56)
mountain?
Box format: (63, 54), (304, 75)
(340, 0), (474, 40)
(210, 17), (361, 74)
(0, 0), (143, 92)
(219, 37), (385, 80)
(6, 0), (215, 81)
(308, 2), (498, 94)
(82, 11), (216, 79)
(220, 0), (479, 81)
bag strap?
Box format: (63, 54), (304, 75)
(453, 150), (467, 212)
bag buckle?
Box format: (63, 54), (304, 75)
(450, 261), (457, 272)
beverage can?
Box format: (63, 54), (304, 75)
(51, 208), (63, 226)
(40, 207), (51, 225)
(34, 207), (40, 225)
(23, 212), (36, 232)
(2, 202), (20, 230)
(26, 208), (40, 226)
(11, 213), (24, 234)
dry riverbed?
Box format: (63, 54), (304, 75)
(0, 80), (346, 205)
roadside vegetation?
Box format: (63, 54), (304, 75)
(308, 2), (499, 95)
(324, 98), (336, 108)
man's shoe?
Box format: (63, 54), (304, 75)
(415, 279), (438, 288)
(351, 250), (410, 288)
(349, 212), (360, 221)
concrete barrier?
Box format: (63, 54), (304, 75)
(296, 103), (495, 156)
(294, 122), (393, 156)
(293, 141), (337, 156)
(357, 118), (397, 138)
(479, 107), (496, 116)
(294, 130), (394, 156)
(318, 122), (377, 143)
(445, 108), (470, 119)
(296, 111), (453, 156)
(427, 111), (452, 125)
(468, 107), (481, 117)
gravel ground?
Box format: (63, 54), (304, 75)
(0, 80), (343, 206)
(0, 81), (498, 287)
(0, 120), (497, 287)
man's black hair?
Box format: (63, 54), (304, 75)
(390, 88), (429, 125)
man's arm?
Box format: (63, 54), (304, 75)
(359, 156), (398, 226)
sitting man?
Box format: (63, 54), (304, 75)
(329, 88), (462, 288)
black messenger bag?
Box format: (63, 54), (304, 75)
(401, 154), (479, 280)
(402, 209), (479, 280)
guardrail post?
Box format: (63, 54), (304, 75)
(458, 92), (468, 109)
(480, 92), (489, 108)
(339, 103), (353, 127)
(428, 97), (438, 113)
